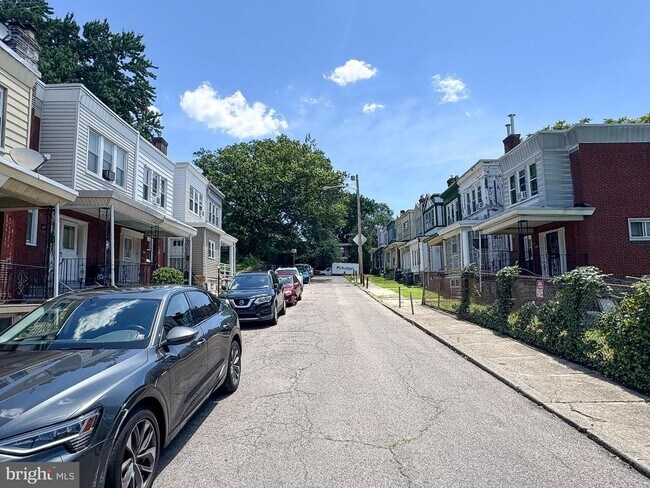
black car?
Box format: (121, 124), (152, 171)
(0, 285), (241, 488)
(220, 271), (286, 324)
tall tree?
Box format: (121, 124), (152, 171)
(0, 0), (162, 140)
(194, 135), (348, 265)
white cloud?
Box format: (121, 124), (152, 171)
(362, 102), (385, 114)
(432, 74), (469, 103)
(180, 83), (288, 139)
(326, 59), (378, 86)
(148, 104), (160, 114)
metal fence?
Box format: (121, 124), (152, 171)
(0, 261), (51, 302)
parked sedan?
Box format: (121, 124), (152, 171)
(220, 271), (286, 325)
(276, 267), (304, 286)
(0, 286), (241, 488)
(279, 274), (302, 305)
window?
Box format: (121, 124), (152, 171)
(477, 185), (483, 207)
(115, 147), (127, 187)
(87, 130), (100, 173)
(163, 294), (193, 336)
(208, 201), (219, 227)
(509, 174), (517, 204)
(187, 291), (217, 323)
(87, 130), (127, 187)
(465, 193), (471, 216)
(518, 169), (527, 194)
(189, 186), (204, 216)
(0, 87), (5, 146)
(103, 139), (114, 172)
(62, 225), (76, 251)
(471, 189), (477, 213)
(143, 167), (150, 201)
(26, 209), (38, 245)
(529, 163), (538, 196)
(208, 240), (216, 259)
(629, 219), (650, 241)
(142, 167), (166, 208)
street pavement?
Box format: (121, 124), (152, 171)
(154, 276), (649, 487)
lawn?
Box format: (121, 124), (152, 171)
(367, 276), (424, 300)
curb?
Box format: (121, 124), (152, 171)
(356, 283), (650, 479)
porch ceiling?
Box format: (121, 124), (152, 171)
(472, 207), (596, 235)
(0, 155), (77, 209)
(66, 190), (197, 238)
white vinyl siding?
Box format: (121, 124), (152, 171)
(0, 87), (6, 147)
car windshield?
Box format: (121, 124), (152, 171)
(230, 274), (270, 289)
(0, 297), (160, 351)
(296, 265), (309, 272)
(279, 276), (293, 286)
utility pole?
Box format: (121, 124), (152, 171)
(354, 174), (364, 284)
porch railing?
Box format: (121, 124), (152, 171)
(0, 262), (50, 303)
(468, 250), (588, 276)
(58, 257), (155, 291)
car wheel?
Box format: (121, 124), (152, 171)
(269, 304), (278, 325)
(219, 340), (241, 393)
(279, 299), (286, 316)
(106, 408), (160, 488)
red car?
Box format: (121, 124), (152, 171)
(279, 274), (302, 305)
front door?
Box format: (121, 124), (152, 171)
(59, 221), (82, 288)
(168, 238), (185, 271)
(120, 232), (142, 284)
(540, 229), (567, 277)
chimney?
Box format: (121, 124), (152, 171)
(446, 175), (458, 187)
(152, 136), (168, 155)
(5, 21), (40, 69)
(503, 113), (521, 153)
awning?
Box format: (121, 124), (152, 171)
(66, 190), (197, 238)
(384, 240), (406, 253)
(423, 233), (442, 246)
(0, 155), (77, 209)
(190, 221), (238, 245)
(472, 207), (596, 235)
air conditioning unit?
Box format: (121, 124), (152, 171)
(102, 169), (116, 182)
(518, 190), (528, 200)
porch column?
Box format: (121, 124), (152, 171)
(188, 237), (193, 286)
(229, 243), (236, 277)
(110, 205), (115, 287)
(53, 203), (60, 298)
(478, 230), (483, 292)
(461, 230), (471, 269)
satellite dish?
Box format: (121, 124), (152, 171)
(9, 147), (48, 171)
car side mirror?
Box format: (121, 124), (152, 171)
(221, 284), (227, 291)
(161, 326), (197, 347)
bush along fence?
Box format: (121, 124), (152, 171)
(422, 266), (650, 394)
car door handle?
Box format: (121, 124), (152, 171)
(196, 338), (206, 346)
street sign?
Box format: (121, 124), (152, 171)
(290, 248), (297, 254)
(352, 234), (367, 246)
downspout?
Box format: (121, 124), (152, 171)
(53, 203), (60, 297)
(110, 205), (115, 286)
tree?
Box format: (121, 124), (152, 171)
(541, 113), (650, 131)
(0, 0), (162, 140)
(194, 135), (348, 265)
(336, 194), (393, 272)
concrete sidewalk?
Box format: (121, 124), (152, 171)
(359, 279), (650, 477)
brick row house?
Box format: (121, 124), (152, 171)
(0, 23), (237, 325)
(377, 115), (650, 282)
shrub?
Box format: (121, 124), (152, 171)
(492, 264), (520, 332)
(601, 278), (650, 392)
(458, 263), (477, 318)
(152, 267), (185, 285)
(237, 255), (266, 272)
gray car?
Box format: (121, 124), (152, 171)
(0, 285), (241, 488)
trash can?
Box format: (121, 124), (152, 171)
(394, 270), (403, 282)
(406, 272), (414, 286)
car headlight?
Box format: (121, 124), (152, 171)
(254, 295), (272, 304)
(0, 408), (101, 456)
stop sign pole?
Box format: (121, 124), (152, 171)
(353, 174), (363, 284)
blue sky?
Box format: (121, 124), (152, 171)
(52, 0), (650, 215)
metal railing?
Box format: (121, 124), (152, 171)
(0, 262), (50, 303)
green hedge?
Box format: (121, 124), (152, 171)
(152, 267), (185, 285)
(464, 267), (649, 394)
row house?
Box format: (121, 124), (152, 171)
(172, 162), (237, 292)
(0, 22), (237, 324)
(0, 22), (78, 324)
(474, 122), (650, 278)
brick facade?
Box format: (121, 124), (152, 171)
(568, 143), (650, 277)
(0, 210), (50, 267)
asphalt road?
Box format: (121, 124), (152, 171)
(154, 276), (649, 487)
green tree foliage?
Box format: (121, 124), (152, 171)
(541, 113), (650, 131)
(337, 193), (392, 272)
(194, 135), (348, 266)
(152, 267), (185, 285)
(0, 0), (161, 140)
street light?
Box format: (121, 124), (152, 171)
(322, 175), (364, 284)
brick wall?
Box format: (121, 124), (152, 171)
(569, 143), (650, 277)
(0, 210), (50, 267)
